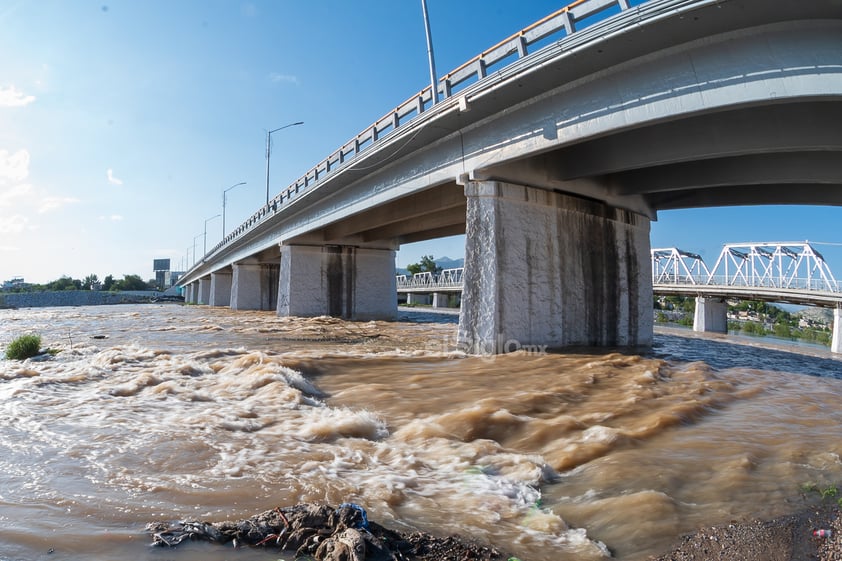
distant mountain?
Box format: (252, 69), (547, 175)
(396, 256), (464, 276)
(435, 256), (464, 270)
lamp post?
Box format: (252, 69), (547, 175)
(203, 214), (221, 257)
(192, 234), (203, 267)
(222, 181), (246, 237)
(265, 121), (304, 205)
(421, 0), (439, 105)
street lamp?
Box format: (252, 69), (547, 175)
(421, 0), (439, 105)
(265, 121), (304, 205)
(222, 181), (246, 237)
(203, 214), (221, 256)
(192, 234), (203, 267)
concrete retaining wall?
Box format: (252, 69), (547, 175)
(0, 291), (164, 309)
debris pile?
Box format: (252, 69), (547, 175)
(147, 502), (504, 561)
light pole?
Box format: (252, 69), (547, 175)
(222, 181), (246, 237)
(192, 234), (203, 267)
(203, 214), (221, 256)
(421, 0), (439, 105)
(265, 121), (304, 205)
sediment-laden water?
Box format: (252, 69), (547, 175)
(1, 304), (841, 561)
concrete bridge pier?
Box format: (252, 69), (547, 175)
(457, 180), (652, 354)
(407, 293), (430, 306)
(277, 244), (397, 320)
(832, 307), (842, 354)
(693, 296), (728, 333)
(184, 282), (196, 304)
(230, 259), (278, 311)
(432, 292), (448, 308)
(209, 270), (233, 307)
(197, 277), (211, 305)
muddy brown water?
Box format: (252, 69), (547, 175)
(1, 304), (841, 561)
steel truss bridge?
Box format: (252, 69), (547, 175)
(652, 242), (842, 307)
(396, 268), (464, 293)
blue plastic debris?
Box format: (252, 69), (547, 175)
(337, 502), (370, 530)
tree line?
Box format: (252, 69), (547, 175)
(655, 295), (832, 346)
(3, 274), (157, 293)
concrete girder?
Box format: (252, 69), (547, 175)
(546, 102), (842, 181)
(361, 205), (466, 243)
(606, 152), (842, 195)
(398, 224), (466, 245)
(319, 182), (465, 243)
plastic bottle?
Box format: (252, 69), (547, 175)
(813, 529), (833, 538)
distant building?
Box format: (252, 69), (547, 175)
(2, 277), (28, 291)
(152, 259), (183, 290)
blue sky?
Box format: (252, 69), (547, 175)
(1, 0), (841, 284)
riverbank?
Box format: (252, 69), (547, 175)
(0, 289), (164, 308)
(651, 504), (841, 561)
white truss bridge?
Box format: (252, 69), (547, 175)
(652, 242), (842, 307)
(396, 268), (464, 293)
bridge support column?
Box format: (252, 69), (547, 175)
(457, 180), (652, 354)
(832, 307), (842, 354)
(407, 293), (430, 306)
(432, 292), (448, 308)
(209, 271), (232, 307)
(185, 282), (196, 304)
(277, 244), (397, 320)
(197, 277), (211, 305)
(693, 296), (727, 333)
(230, 259), (263, 310)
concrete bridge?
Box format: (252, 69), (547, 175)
(178, 0), (842, 354)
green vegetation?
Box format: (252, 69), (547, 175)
(4, 334), (42, 360)
(406, 255), (441, 276)
(656, 296), (833, 347)
(2, 273), (158, 293)
(801, 482), (842, 507)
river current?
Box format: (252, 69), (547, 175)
(1, 303), (841, 561)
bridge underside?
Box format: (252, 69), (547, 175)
(286, 182), (467, 247)
(473, 100), (842, 214)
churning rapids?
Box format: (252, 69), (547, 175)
(2, 304), (842, 561)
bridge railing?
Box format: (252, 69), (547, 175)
(655, 275), (841, 291)
(202, 0), (641, 263)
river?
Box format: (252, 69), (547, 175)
(1, 304), (841, 561)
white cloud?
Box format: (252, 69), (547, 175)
(0, 245), (20, 252)
(268, 72), (299, 86)
(38, 196), (79, 213)
(0, 183), (33, 207)
(99, 214), (123, 221)
(0, 215), (29, 233)
(107, 168), (123, 186)
(0, 85), (35, 107)
(0, 149), (30, 184)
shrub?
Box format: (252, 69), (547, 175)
(5, 334), (42, 360)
